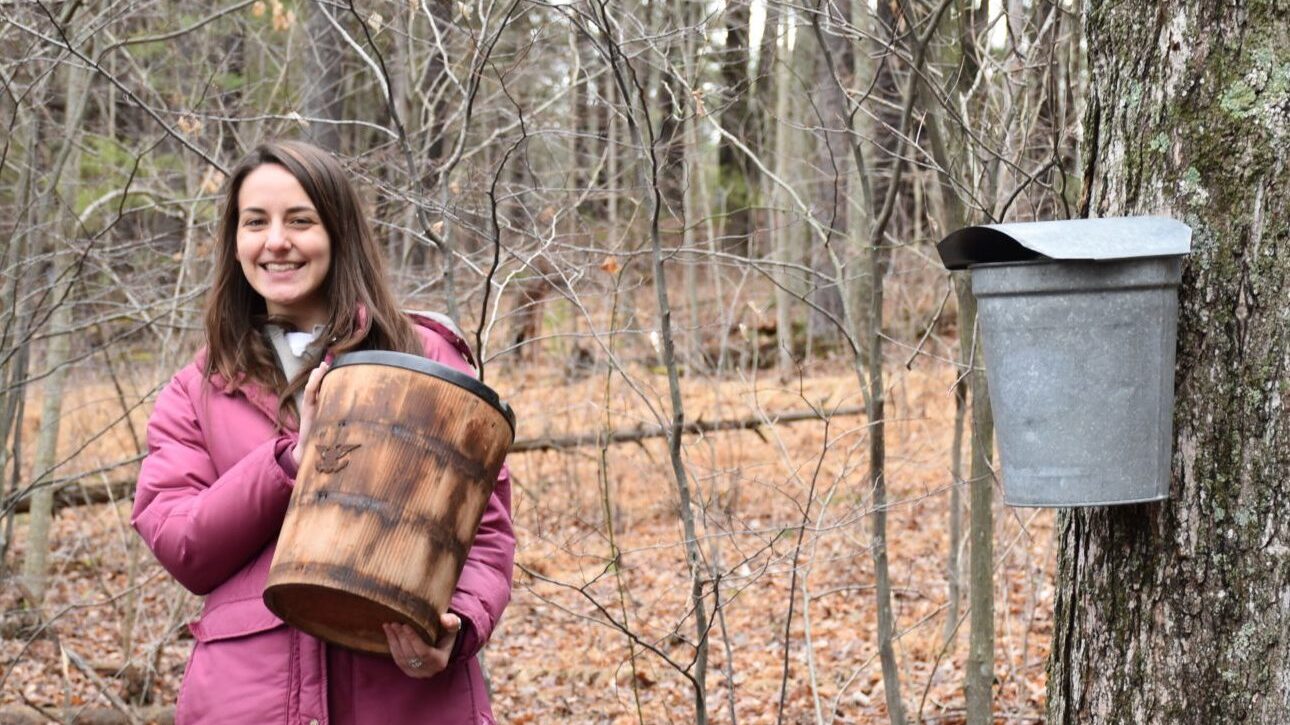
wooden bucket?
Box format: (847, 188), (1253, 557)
(264, 351), (514, 654)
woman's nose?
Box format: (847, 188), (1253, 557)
(265, 221), (290, 250)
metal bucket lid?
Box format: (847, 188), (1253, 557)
(330, 350), (516, 434)
(937, 216), (1192, 270)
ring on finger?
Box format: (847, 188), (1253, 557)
(408, 656), (424, 669)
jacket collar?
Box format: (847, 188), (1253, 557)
(198, 303), (375, 427)
(196, 303), (442, 428)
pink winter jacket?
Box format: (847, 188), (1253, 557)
(132, 315), (513, 724)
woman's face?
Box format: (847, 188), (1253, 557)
(235, 164), (332, 330)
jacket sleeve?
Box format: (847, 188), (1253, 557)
(448, 465), (514, 661)
(418, 324), (516, 660)
(131, 373), (297, 595)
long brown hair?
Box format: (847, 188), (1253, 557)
(204, 140), (421, 424)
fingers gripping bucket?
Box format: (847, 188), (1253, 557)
(264, 351), (515, 653)
(972, 258), (1182, 506)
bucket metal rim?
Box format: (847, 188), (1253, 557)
(1005, 492), (1169, 508)
(970, 255), (1185, 297)
(965, 253), (1188, 271)
(330, 350), (516, 434)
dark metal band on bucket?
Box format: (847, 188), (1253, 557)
(331, 350), (516, 434)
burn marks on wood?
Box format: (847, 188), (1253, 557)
(296, 488), (472, 566)
(384, 421), (491, 482)
(267, 359), (513, 655)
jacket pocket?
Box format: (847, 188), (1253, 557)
(189, 594), (284, 642)
(177, 605), (293, 724)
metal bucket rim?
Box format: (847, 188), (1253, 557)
(330, 350), (516, 434)
(966, 253), (1188, 271)
(971, 255), (1184, 297)
(1005, 492), (1169, 508)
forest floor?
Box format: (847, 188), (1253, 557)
(1, 356), (1054, 724)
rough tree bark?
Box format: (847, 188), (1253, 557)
(1048, 2), (1290, 722)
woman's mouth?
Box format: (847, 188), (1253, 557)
(262, 262), (304, 273)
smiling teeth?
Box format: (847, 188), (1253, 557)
(264, 263), (302, 271)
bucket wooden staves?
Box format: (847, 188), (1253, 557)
(263, 350), (515, 654)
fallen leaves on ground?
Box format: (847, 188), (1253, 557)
(2, 358), (1051, 724)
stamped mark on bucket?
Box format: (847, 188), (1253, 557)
(315, 442), (362, 473)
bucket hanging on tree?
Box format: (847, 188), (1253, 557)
(936, 216), (1191, 507)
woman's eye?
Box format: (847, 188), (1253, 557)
(243, 218), (265, 228)
(290, 218), (314, 226)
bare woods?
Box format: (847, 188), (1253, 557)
(1, 2), (1084, 723)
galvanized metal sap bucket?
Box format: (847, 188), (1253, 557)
(938, 217), (1192, 507)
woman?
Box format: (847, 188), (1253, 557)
(132, 141), (513, 724)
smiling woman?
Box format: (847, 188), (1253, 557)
(130, 141), (515, 724)
(234, 164), (333, 330)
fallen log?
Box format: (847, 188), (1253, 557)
(510, 405), (865, 452)
(8, 405), (865, 513)
(9, 478), (136, 515)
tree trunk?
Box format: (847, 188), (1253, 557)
(806, 0), (851, 348)
(1048, 3), (1290, 722)
(681, 0), (711, 367)
(717, 0), (753, 254)
(21, 268), (73, 605)
(921, 14), (997, 677)
(959, 277), (995, 725)
(302, 0), (344, 153)
(655, 4), (687, 224)
(0, 74), (43, 571)
(20, 35), (91, 605)
(771, 7), (796, 374)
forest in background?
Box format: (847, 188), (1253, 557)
(0, 0), (1083, 722)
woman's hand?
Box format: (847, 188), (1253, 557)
(384, 613), (461, 679)
(292, 361), (329, 466)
